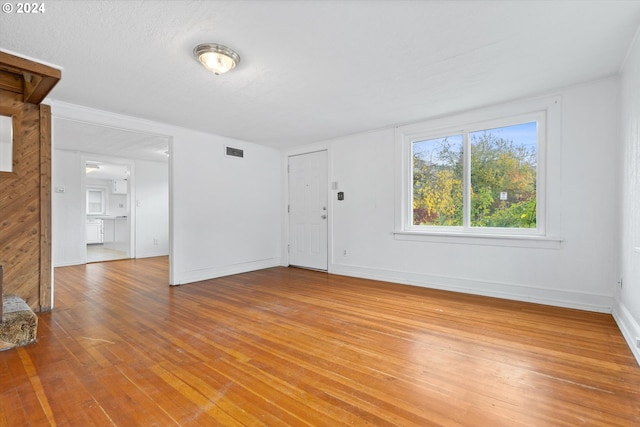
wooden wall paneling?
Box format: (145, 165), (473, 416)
(39, 104), (51, 311)
(0, 52), (59, 314)
(0, 92), (42, 310)
(0, 265), (3, 319)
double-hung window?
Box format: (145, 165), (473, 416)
(86, 187), (106, 215)
(396, 96), (561, 247)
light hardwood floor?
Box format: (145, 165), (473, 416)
(86, 244), (128, 263)
(1, 257), (639, 426)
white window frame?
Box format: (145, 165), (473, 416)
(86, 187), (107, 215)
(394, 95), (562, 249)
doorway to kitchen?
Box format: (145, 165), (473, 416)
(84, 158), (133, 263)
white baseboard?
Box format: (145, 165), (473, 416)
(173, 258), (281, 286)
(135, 251), (169, 259)
(329, 264), (613, 313)
(612, 299), (640, 366)
(53, 259), (85, 267)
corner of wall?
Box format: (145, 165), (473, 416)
(174, 258), (282, 285)
(612, 298), (640, 366)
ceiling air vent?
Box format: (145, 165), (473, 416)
(225, 146), (244, 158)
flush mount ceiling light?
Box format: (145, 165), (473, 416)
(86, 162), (100, 173)
(194, 43), (241, 75)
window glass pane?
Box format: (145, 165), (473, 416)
(412, 135), (463, 226)
(87, 189), (104, 214)
(469, 122), (537, 228)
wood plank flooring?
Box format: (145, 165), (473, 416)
(1, 257), (639, 426)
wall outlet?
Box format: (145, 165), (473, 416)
(343, 249), (347, 256)
(153, 238), (158, 245)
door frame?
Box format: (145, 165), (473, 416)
(80, 154), (136, 263)
(284, 147), (331, 270)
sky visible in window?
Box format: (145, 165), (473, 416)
(476, 121), (537, 151)
(413, 121), (537, 164)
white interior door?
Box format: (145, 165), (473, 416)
(288, 151), (328, 270)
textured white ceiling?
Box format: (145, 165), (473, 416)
(54, 118), (170, 163)
(1, 0), (640, 149)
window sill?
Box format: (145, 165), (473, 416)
(393, 230), (562, 249)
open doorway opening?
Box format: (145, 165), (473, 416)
(84, 160), (132, 262)
(52, 118), (170, 271)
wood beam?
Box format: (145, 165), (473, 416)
(0, 51), (61, 105)
(39, 104), (51, 311)
(0, 70), (22, 94)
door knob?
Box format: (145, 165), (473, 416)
(321, 214), (327, 219)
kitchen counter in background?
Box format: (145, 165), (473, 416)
(92, 216), (128, 220)
(86, 216), (129, 245)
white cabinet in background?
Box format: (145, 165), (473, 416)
(86, 218), (103, 244)
(112, 179), (127, 194)
(102, 219), (115, 243)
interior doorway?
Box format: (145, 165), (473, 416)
(84, 159), (132, 263)
(52, 118), (170, 271)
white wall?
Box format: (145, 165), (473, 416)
(135, 159), (169, 258)
(52, 149), (84, 266)
(289, 77), (620, 313)
(615, 30), (640, 363)
(171, 133), (282, 284)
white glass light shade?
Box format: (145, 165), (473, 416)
(194, 44), (241, 75)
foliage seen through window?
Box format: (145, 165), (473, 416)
(412, 121), (537, 229)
